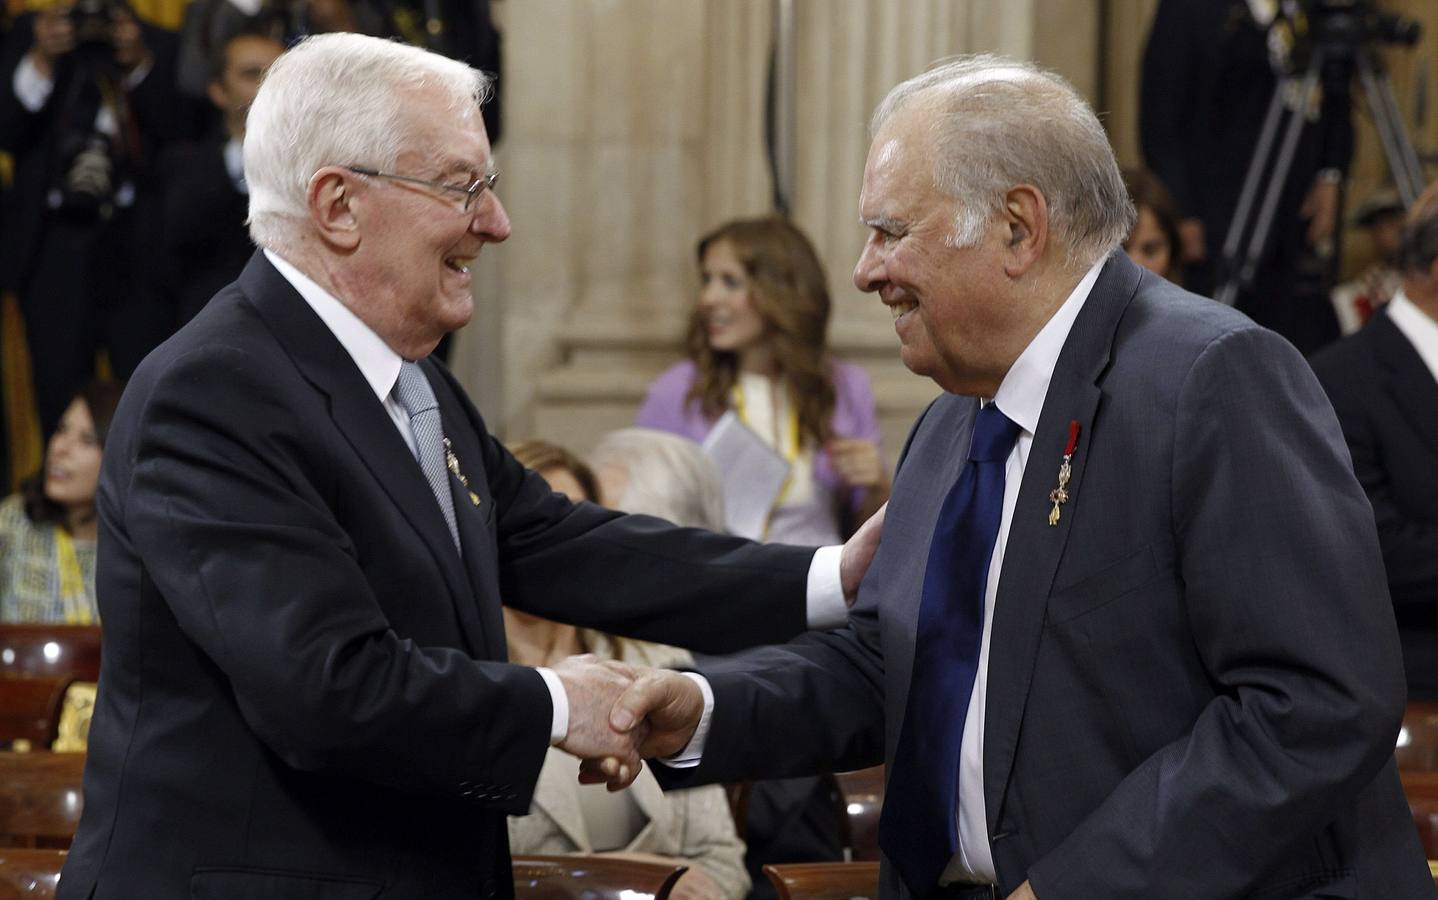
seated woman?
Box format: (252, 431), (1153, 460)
(636, 216), (888, 545)
(503, 439), (749, 900)
(1121, 167), (1183, 282)
(1, 381), (124, 623)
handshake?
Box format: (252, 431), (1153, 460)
(551, 655), (707, 790)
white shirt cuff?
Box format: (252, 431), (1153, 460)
(14, 54), (54, 112)
(806, 545), (847, 629)
(536, 666), (568, 745)
(660, 672), (714, 768)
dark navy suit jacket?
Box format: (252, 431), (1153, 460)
(61, 252), (815, 900)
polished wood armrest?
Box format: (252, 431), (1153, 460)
(0, 847), (66, 900)
(763, 861), (881, 900)
(512, 854), (686, 900)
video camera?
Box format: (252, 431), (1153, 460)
(1297, 0), (1422, 50)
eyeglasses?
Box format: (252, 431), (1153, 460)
(344, 166), (499, 212)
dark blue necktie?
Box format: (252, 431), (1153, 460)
(879, 403), (1020, 898)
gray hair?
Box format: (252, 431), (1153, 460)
(589, 428), (726, 532)
(871, 54), (1134, 268)
(243, 32), (491, 251)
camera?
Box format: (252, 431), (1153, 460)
(1299, 0), (1422, 49)
(68, 0), (122, 49)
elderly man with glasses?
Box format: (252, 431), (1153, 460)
(58, 33), (884, 900)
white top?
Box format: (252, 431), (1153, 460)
(942, 258), (1105, 884)
(734, 371), (841, 546)
(1386, 290), (1438, 385)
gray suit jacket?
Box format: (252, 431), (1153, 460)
(668, 253), (1433, 899)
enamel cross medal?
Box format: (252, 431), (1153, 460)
(1047, 420), (1080, 526)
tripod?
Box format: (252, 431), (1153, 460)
(1215, 15), (1425, 308)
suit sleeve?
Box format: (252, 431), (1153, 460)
(427, 362), (814, 654)
(1026, 327), (1406, 898)
(121, 345), (551, 812)
(1314, 354), (1438, 607)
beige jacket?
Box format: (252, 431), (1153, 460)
(506, 642), (749, 900)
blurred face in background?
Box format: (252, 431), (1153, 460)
(698, 239), (769, 358)
(1124, 205), (1173, 278)
(209, 34), (285, 139)
(44, 398), (102, 514)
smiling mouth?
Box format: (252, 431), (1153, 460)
(889, 300), (918, 321)
(444, 256), (475, 274)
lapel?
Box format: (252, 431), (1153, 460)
(530, 750), (593, 850)
(238, 252), (484, 656)
(428, 362), (508, 662)
(887, 398), (977, 755)
(982, 253), (1142, 833)
(1369, 311), (1438, 456)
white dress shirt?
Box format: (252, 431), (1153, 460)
(940, 258), (1104, 884)
(1386, 289), (1438, 385)
(265, 250), (848, 747)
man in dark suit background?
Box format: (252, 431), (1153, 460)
(1311, 183), (1438, 699)
(1140, 0), (1350, 353)
(0, 0), (180, 437)
(158, 27), (282, 325)
(606, 55), (1431, 898)
(60, 33), (881, 900)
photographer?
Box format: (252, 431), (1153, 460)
(1141, 0), (1353, 354)
(0, 0), (179, 437)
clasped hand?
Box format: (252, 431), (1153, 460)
(551, 655), (706, 791)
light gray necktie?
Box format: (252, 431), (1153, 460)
(393, 361), (461, 552)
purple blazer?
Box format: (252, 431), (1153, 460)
(635, 359), (883, 517)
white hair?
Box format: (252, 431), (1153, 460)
(243, 32), (491, 251)
(589, 428), (726, 532)
(871, 54), (1134, 268)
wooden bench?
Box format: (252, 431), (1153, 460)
(764, 861), (881, 900)
(512, 854), (686, 900)
(0, 753), (86, 849)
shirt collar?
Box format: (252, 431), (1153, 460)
(989, 256), (1106, 434)
(263, 249), (403, 403)
(1385, 288), (1438, 383)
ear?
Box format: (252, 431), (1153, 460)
(1000, 184), (1049, 278)
(307, 166), (362, 252)
(206, 80), (227, 113)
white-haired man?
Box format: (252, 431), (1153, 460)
(609, 55), (1432, 898)
(61, 34), (881, 899)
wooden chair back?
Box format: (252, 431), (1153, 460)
(511, 855), (686, 900)
(0, 626), (101, 683)
(0, 678), (71, 752)
(833, 766), (884, 862)
(0, 753), (86, 849)
(0, 848), (65, 900)
(763, 861), (881, 900)
(1399, 703), (1438, 772)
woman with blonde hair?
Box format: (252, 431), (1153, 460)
(637, 217), (888, 544)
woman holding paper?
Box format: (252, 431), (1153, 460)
(636, 216), (888, 545)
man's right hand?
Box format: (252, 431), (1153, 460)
(552, 655), (645, 772)
(577, 668), (705, 790)
(29, 6), (75, 79)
